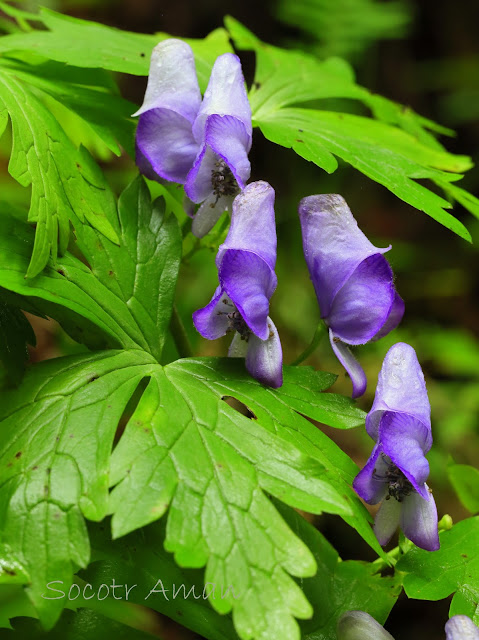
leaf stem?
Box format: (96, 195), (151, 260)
(290, 320), (327, 366)
(170, 305), (193, 358)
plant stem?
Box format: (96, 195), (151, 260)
(170, 305), (193, 358)
(290, 320), (327, 366)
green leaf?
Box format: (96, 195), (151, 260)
(0, 585), (37, 629)
(258, 108), (471, 241)
(397, 517), (479, 625)
(84, 521), (237, 640)
(0, 349), (365, 637)
(168, 358), (388, 559)
(275, 0), (411, 60)
(0, 300), (35, 384)
(0, 58), (136, 157)
(0, 6), (232, 90)
(448, 464), (479, 514)
(225, 17), (475, 240)
(0, 349), (155, 627)
(275, 502), (402, 639)
(5, 608), (159, 639)
(0, 545), (30, 586)
(0, 72), (119, 277)
(0, 177), (181, 362)
(439, 180), (479, 221)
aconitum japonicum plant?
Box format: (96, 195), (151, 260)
(134, 38), (252, 237)
(337, 611), (479, 639)
(298, 194), (404, 398)
(1, 6), (478, 640)
(193, 180), (283, 387)
(353, 342), (439, 551)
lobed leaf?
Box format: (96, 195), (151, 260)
(397, 517), (479, 625)
(258, 109), (472, 241)
(0, 72), (119, 277)
(225, 17), (476, 240)
(0, 5), (232, 90)
(0, 177), (181, 362)
(447, 464), (479, 514)
(275, 503), (402, 639)
(0, 349), (359, 638)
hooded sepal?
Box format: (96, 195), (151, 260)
(445, 616), (479, 640)
(366, 342), (431, 444)
(337, 611), (395, 640)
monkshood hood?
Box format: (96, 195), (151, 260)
(298, 194), (404, 398)
(193, 181), (283, 388)
(353, 343), (439, 551)
(134, 39), (252, 237)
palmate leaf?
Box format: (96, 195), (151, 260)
(0, 4), (232, 90)
(84, 520), (237, 640)
(0, 58), (136, 157)
(397, 517), (479, 625)
(0, 176), (377, 640)
(0, 349), (355, 637)
(225, 18), (476, 241)
(0, 71), (119, 278)
(0, 178), (181, 361)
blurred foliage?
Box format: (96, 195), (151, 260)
(275, 0), (412, 61)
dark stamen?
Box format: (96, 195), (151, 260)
(226, 310), (250, 340)
(385, 464), (413, 502)
(211, 159), (239, 205)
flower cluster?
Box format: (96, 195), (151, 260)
(192, 181), (283, 388)
(337, 610), (479, 639)
(135, 39), (252, 237)
(135, 40), (441, 552)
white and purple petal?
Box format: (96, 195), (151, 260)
(366, 342), (431, 444)
(327, 253), (395, 345)
(445, 616), (479, 640)
(192, 52), (252, 145)
(185, 114), (251, 204)
(298, 194), (390, 319)
(191, 193), (231, 238)
(136, 108), (199, 183)
(400, 487), (439, 551)
(133, 39), (201, 122)
(378, 411), (431, 496)
(337, 611), (395, 640)
(219, 249), (277, 340)
(374, 497), (401, 546)
(353, 443), (389, 505)
(244, 317), (283, 388)
(192, 287), (232, 340)
(218, 181), (277, 270)
(329, 329), (367, 399)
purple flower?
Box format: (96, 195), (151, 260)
(445, 616), (479, 640)
(298, 194), (404, 398)
(353, 342), (439, 551)
(134, 39), (252, 238)
(193, 181), (283, 388)
(337, 612), (479, 639)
